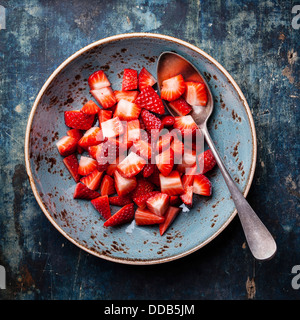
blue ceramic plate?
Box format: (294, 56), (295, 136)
(25, 33), (257, 264)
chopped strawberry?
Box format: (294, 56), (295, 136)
(98, 109), (112, 125)
(138, 67), (156, 91)
(78, 127), (104, 149)
(56, 136), (78, 157)
(135, 86), (165, 115)
(81, 100), (100, 115)
(100, 175), (115, 196)
(142, 163), (155, 178)
(171, 137), (184, 162)
(78, 156), (98, 176)
(160, 74), (186, 101)
(168, 97), (192, 116)
(113, 99), (141, 121)
(126, 119), (140, 142)
(159, 206), (181, 236)
(119, 123), (133, 149)
(122, 69), (138, 91)
(155, 148), (174, 177)
(90, 87), (117, 109)
(161, 115), (175, 127)
(140, 109), (163, 134)
(117, 152), (146, 178)
(131, 179), (155, 199)
(159, 171), (184, 196)
(101, 116), (124, 139)
(114, 170), (137, 196)
(169, 195), (180, 206)
(193, 174), (212, 196)
(173, 115), (198, 136)
(146, 192), (169, 216)
(184, 81), (208, 106)
(64, 110), (95, 130)
(88, 70), (111, 90)
(156, 131), (174, 153)
(88, 144), (102, 159)
(80, 169), (103, 190)
(108, 194), (132, 206)
(180, 186), (193, 206)
(103, 203), (135, 227)
(133, 191), (159, 208)
(133, 140), (152, 160)
(91, 195), (111, 220)
(197, 149), (216, 174)
(148, 165), (161, 186)
(135, 208), (165, 225)
(67, 128), (83, 141)
(114, 90), (139, 102)
(73, 182), (100, 200)
(63, 154), (81, 182)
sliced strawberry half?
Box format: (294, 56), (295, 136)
(101, 116), (124, 139)
(78, 127), (104, 149)
(117, 152), (146, 178)
(108, 194), (132, 206)
(135, 86), (165, 115)
(193, 174), (212, 196)
(138, 67), (156, 91)
(114, 90), (139, 102)
(73, 182), (100, 200)
(81, 100), (101, 115)
(98, 109), (112, 125)
(63, 154), (81, 183)
(56, 136), (78, 157)
(168, 97), (192, 116)
(197, 149), (216, 174)
(80, 169), (103, 191)
(159, 206), (181, 236)
(184, 81), (208, 106)
(135, 208), (165, 225)
(113, 99), (141, 121)
(146, 192), (170, 217)
(155, 148), (174, 177)
(173, 115), (198, 136)
(122, 68), (138, 91)
(114, 170), (137, 196)
(91, 195), (111, 220)
(100, 174), (116, 196)
(78, 156), (98, 176)
(88, 70), (111, 90)
(160, 74), (186, 101)
(64, 110), (95, 130)
(159, 171), (184, 196)
(103, 203), (135, 227)
(90, 87), (117, 109)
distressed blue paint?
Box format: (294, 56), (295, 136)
(0, 0), (299, 300)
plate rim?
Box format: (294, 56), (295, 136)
(24, 32), (257, 265)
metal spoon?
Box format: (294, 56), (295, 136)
(157, 51), (276, 261)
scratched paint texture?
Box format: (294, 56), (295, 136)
(0, 0), (299, 299)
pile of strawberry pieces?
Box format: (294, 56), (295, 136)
(56, 66), (216, 235)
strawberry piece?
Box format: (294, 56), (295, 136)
(159, 171), (184, 196)
(88, 144), (102, 159)
(96, 138), (124, 171)
(135, 208), (165, 225)
(160, 74), (186, 101)
(173, 115), (198, 136)
(63, 154), (81, 182)
(140, 109), (163, 134)
(91, 195), (111, 220)
(117, 152), (146, 178)
(197, 149), (216, 174)
(78, 127), (104, 149)
(64, 110), (95, 130)
(171, 137), (184, 162)
(161, 115), (175, 127)
(78, 156), (98, 176)
(127, 119), (140, 142)
(133, 140), (152, 160)
(131, 178), (155, 199)
(135, 86), (165, 115)
(101, 116), (124, 139)
(109, 194), (132, 206)
(98, 109), (112, 125)
(122, 69), (138, 91)
(114, 170), (137, 196)
(80, 169), (103, 191)
(146, 192), (169, 217)
(100, 175), (116, 196)
(119, 123), (133, 149)
(114, 90), (139, 102)
(156, 132), (174, 153)
(168, 97), (192, 116)
(184, 81), (208, 106)
(56, 136), (78, 157)
(193, 174), (212, 196)
(90, 87), (117, 109)
(169, 195), (180, 206)
(88, 70), (111, 90)
(148, 165), (161, 186)
(159, 206), (181, 236)
(103, 203), (135, 227)
(73, 182), (100, 200)
(133, 191), (159, 208)
(81, 100), (100, 115)
(180, 186), (193, 206)
(67, 128), (83, 141)
(138, 67), (156, 91)
(113, 99), (141, 121)
(142, 163), (155, 178)
(155, 148), (174, 177)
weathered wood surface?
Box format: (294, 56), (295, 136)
(0, 0), (299, 299)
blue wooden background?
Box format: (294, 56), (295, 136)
(0, 0), (299, 300)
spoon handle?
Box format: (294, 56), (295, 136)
(200, 125), (276, 260)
